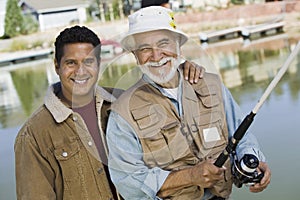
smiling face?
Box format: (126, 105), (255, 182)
(133, 30), (181, 87)
(55, 42), (100, 106)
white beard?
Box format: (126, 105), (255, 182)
(139, 57), (181, 84)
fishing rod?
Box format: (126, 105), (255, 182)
(214, 41), (300, 168)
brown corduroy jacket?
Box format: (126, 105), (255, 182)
(15, 83), (122, 200)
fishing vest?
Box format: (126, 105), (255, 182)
(112, 72), (233, 199)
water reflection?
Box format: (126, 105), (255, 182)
(0, 60), (53, 129)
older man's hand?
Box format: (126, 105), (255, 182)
(249, 161), (271, 193)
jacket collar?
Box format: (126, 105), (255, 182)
(44, 82), (116, 123)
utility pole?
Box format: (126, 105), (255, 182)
(108, 2), (114, 21)
(119, 0), (125, 19)
(99, 0), (106, 22)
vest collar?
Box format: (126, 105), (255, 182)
(182, 77), (199, 102)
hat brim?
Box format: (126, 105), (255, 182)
(120, 28), (188, 51)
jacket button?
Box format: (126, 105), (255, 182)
(97, 168), (103, 174)
(73, 116), (78, 121)
(88, 141), (93, 146)
(62, 152), (68, 157)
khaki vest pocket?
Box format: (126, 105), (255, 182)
(194, 85), (220, 108)
(143, 133), (174, 168)
(193, 111), (226, 150)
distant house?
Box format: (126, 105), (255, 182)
(0, 0), (7, 37)
(19, 0), (89, 31)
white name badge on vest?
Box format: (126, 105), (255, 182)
(203, 127), (221, 143)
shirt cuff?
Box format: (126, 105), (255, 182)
(236, 147), (266, 162)
(142, 167), (171, 199)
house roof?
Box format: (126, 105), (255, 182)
(20, 0), (89, 13)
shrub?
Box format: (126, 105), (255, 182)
(4, 0), (24, 38)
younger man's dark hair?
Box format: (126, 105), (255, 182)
(54, 25), (101, 64)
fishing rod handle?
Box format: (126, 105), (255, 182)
(214, 151), (229, 168)
(233, 112), (256, 141)
(214, 112), (256, 167)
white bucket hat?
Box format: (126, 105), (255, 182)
(120, 6), (188, 51)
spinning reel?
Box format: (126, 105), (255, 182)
(232, 152), (264, 188)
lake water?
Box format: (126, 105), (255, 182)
(1, 34), (299, 199)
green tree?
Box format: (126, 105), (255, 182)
(22, 14), (39, 34)
(4, 0), (24, 38)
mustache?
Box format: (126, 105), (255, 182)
(141, 57), (173, 68)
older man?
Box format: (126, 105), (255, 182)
(106, 6), (271, 200)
